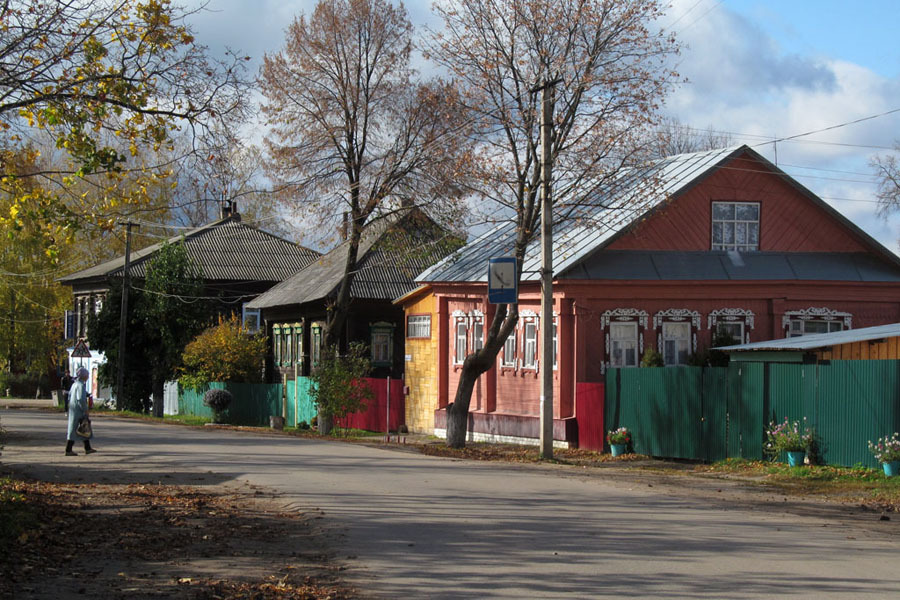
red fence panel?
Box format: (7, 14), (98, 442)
(336, 377), (405, 432)
(576, 382), (605, 451)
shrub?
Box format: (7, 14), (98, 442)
(640, 348), (663, 367)
(311, 343), (374, 434)
(203, 388), (233, 423)
(180, 314), (267, 391)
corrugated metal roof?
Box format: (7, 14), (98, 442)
(248, 209), (458, 309)
(718, 322), (900, 352)
(59, 217), (320, 285)
(416, 145), (900, 284)
(416, 146), (744, 283)
(560, 251), (900, 281)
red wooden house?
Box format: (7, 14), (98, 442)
(408, 146), (900, 449)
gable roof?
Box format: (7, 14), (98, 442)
(247, 209), (460, 310)
(416, 145), (900, 284)
(718, 322), (900, 352)
(59, 216), (320, 286)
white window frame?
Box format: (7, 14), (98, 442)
(454, 321), (468, 364)
(502, 330), (516, 368)
(242, 304), (261, 334)
(609, 321), (639, 368)
(523, 322), (537, 369)
(712, 201), (760, 252)
(472, 319), (484, 353)
(552, 317), (558, 370)
(311, 325), (322, 367)
(662, 321), (691, 366)
(407, 314), (431, 339)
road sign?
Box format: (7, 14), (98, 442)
(71, 338), (91, 358)
(488, 257), (517, 304)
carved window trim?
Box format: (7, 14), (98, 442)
(708, 308), (754, 344)
(601, 309), (648, 373)
(653, 309), (701, 363)
(783, 307), (852, 337)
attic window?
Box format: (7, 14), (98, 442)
(712, 202), (759, 252)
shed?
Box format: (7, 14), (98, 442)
(719, 322), (900, 363)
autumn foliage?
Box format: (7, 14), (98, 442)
(180, 314), (266, 390)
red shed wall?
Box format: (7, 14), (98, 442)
(609, 154), (871, 253)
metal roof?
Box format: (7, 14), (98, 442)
(560, 251), (900, 281)
(416, 145), (745, 283)
(58, 216), (320, 285)
(248, 209), (458, 309)
(718, 322), (900, 352)
(416, 145), (900, 284)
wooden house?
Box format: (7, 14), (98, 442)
(407, 145), (900, 445)
(247, 208), (461, 382)
(58, 208), (320, 396)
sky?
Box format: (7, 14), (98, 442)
(185, 0), (900, 254)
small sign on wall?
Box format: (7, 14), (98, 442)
(405, 354), (412, 362)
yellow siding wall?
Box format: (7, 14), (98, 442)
(404, 294), (439, 433)
(819, 337), (900, 360)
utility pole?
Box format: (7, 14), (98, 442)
(116, 221), (139, 408)
(537, 78), (560, 460)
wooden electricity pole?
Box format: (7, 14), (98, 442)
(116, 221), (139, 407)
(537, 78), (560, 460)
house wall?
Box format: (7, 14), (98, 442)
(403, 293), (440, 433)
(608, 154), (872, 254)
(818, 336), (900, 360)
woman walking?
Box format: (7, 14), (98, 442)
(66, 366), (96, 456)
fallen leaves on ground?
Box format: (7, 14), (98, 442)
(0, 476), (354, 599)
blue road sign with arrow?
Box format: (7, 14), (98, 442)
(488, 257), (517, 304)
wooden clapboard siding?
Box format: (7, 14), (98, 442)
(609, 154), (870, 253)
(819, 336), (900, 360)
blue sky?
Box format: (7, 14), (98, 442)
(187, 0), (900, 253)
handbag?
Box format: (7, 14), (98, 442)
(76, 417), (92, 438)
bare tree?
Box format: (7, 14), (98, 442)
(652, 117), (733, 158)
(872, 143), (900, 219)
(429, 0), (681, 448)
(259, 0), (466, 349)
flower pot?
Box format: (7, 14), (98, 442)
(786, 451), (805, 467)
(610, 443), (627, 457)
(883, 461), (900, 477)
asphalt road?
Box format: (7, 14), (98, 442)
(2, 409), (899, 599)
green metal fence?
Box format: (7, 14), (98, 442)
(286, 376), (317, 427)
(178, 382), (284, 426)
(606, 360), (900, 467)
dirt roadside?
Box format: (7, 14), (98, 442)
(0, 469), (360, 600)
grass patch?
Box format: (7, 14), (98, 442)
(92, 409), (211, 427)
(702, 458), (900, 510)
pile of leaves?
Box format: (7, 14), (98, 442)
(0, 477), (352, 599)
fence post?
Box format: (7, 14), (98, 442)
(385, 376), (391, 442)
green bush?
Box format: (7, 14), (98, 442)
(640, 348), (664, 367)
(311, 343), (373, 434)
(180, 314), (267, 391)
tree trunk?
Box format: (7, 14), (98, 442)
(319, 413), (334, 435)
(151, 375), (165, 418)
(445, 364), (482, 448)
